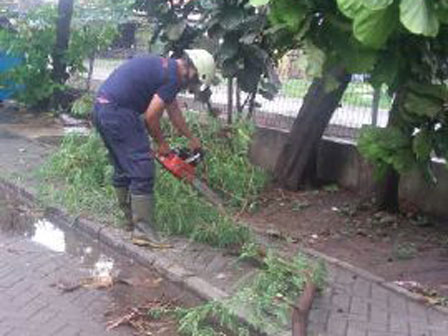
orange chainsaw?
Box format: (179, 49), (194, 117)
(155, 148), (225, 210)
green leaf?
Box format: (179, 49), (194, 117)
(222, 59), (239, 77)
(436, 0), (448, 23)
(249, 0), (270, 7)
(239, 32), (258, 45)
(341, 39), (378, 73)
(370, 49), (400, 88)
(269, 0), (306, 32)
(219, 37), (239, 60)
(336, 0), (364, 19)
(403, 91), (443, 118)
(362, 0), (394, 10)
(413, 130), (432, 161)
(219, 6), (245, 31)
(400, 0), (439, 37)
(238, 63), (262, 93)
(303, 41), (325, 78)
(407, 82), (448, 101)
(166, 21), (186, 41)
(354, 5), (398, 49)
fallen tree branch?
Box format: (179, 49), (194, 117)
(292, 281), (317, 336)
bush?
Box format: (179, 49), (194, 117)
(70, 93), (94, 119)
(0, 6), (60, 106)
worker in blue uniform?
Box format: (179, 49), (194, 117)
(92, 50), (216, 247)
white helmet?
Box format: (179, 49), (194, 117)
(184, 49), (216, 88)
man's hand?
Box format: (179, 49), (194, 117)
(157, 142), (171, 156)
(189, 137), (201, 151)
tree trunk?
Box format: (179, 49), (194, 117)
(376, 168), (400, 212)
(236, 80), (242, 119)
(52, 0), (74, 85)
(247, 92), (256, 120)
(274, 65), (351, 190)
(375, 91), (404, 213)
(227, 77), (233, 125)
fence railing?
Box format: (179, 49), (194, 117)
(87, 57), (392, 141)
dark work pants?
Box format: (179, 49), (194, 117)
(92, 103), (155, 195)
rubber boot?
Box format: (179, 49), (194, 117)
(131, 194), (170, 248)
(114, 187), (133, 231)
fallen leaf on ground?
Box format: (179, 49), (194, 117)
(131, 237), (172, 249)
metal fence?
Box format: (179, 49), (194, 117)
(88, 56), (391, 142)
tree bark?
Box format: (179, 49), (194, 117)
(375, 90), (404, 213)
(236, 80), (242, 118)
(247, 92), (256, 120)
(376, 168), (400, 212)
(52, 0), (74, 85)
(274, 65), (351, 190)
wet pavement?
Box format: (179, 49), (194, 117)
(0, 191), (196, 336)
(2, 103), (448, 336)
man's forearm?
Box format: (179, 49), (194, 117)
(145, 114), (165, 145)
(144, 94), (167, 146)
(167, 100), (193, 139)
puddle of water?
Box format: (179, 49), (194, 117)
(32, 219), (66, 253)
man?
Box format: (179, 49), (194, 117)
(92, 49), (216, 246)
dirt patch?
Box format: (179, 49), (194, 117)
(243, 187), (448, 298)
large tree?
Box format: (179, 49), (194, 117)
(257, 0), (448, 213)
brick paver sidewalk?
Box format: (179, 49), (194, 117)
(307, 265), (448, 336)
(0, 234), (131, 336)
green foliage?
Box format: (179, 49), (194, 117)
(155, 171), (251, 248)
(139, 0), (280, 99)
(400, 0), (439, 37)
(163, 253), (326, 335)
(358, 82), (448, 182)
(0, 5), (60, 106)
(358, 126), (415, 179)
(40, 117), (267, 248)
(38, 133), (118, 219)
(352, 4), (398, 49)
(70, 93), (94, 119)
(164, 115), (268, 210)
(0, 0), (128, 107)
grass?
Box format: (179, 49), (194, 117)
(37, 133), (119, 222)
(282, 79), (393, 110)
(38, 115), (268, 249)
(148, 253), (327, 335)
